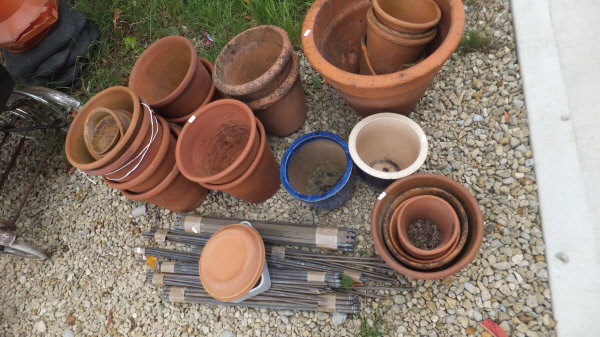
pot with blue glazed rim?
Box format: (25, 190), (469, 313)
(348, 113), (427, 190)
(280, 132), (355, 210)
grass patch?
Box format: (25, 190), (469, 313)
(71, 0), (313, 100)
(458, 30), (495, 54)
(355, 310), (386, 337)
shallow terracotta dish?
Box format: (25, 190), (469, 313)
(199, 224), (266, 302)
(83, 108), (132, 159)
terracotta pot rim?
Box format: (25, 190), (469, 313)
(121, 159), (179, 201)
(280, 131), (353, 202)
(396, 195), (460, 258)
(103, 116), (170, 190)
(367, 7), (437, 47)
(83, 108), (131, 158)
(164, 58), (216, 124)
(0, 0), (54, 49)
(246, 51), (300, 111)
(213, 25), (292, 97)
(65, 86), (143, 171)
(129, 35), (199, 108)
(348, 113), (427, 179)
(175, 99), (258, 184)
(301, 0), (465, 88)
(372, 0), (441, 33)
(198, 117), (267, 190)
(371, 174), (483, 279)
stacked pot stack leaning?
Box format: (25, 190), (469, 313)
(65, 86), (209, 213)
(370, 173), (484, 280)
(128, 35), (216, 125)
(175, 99), (280, 203)
(213, 25), (307, 136)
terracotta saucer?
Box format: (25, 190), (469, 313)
(199, 224), (265, 302)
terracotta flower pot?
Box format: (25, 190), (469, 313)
(348, 113), (428, 190)
(65, 86), (144, 172)
(83, 108), (132, 159)
(373, 0), (441, 34)
(199, 223), (267, 302)
(128, 35), (212, 119)
(366, 7), (436, 74)
(0, 0), (58, 52)
(280, 132), (355, 210)
(396, 195), (460, 260)
(372, 174), (482, 279)
(213, 25), (292, 102)
(104, 115), (175, 193)
(302, 0), (465, 116)
(175, 99), (259, 185)
(163, 58), (216, 125)
(247, 52), (307, 136)
(199, 118), (280, 203)
(121, 126), (209, 213)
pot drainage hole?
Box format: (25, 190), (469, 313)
(408, 218), (441, 250)
(306, 163), (344, 195)
(370, 159), (401, 173)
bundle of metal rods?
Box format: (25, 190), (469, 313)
(175, 214), (357, 251)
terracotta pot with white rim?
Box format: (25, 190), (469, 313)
(348, 113), (427, 190)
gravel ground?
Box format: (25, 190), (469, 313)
(0, 0), (557, 336)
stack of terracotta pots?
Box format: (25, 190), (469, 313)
(65, 86), (208, 213)
(371, 174), (483, 280)
(363, 0), (441, 75)
(175, 99), (280, 203)
(0, 0), (58, 53)
(213, 25), (307, 136)
(128, 35), (216, 125)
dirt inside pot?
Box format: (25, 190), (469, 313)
(288, 139), (347, 195)
(305, 162), (344, 194)
(369, 159), (401, 173)
(195, 124), (250, 176)
(408, 218), (441, 250)
(90, 115), (120, 155)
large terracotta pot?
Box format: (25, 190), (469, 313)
(129, 35), (212, 119)
(199, 118), (280, 203)
(0, 0), (58, 53)
(213, 25), (292, 102)
(121, 126), (209, 213)
(302, 0), (465, 116)
(371, 174), (483, 280)
(247, 52), (307, 136)
(373, 0), (441, 34)
(366, 7), (436, 74)
(65, 86), (144, 172)
(163, 58), (216, 125)
(175, 99), (259, 185)
(104, 116), (175, 193)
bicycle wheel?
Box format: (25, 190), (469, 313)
(0, 239), (48, 260)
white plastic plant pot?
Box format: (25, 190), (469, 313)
(348, 113), (428, 190)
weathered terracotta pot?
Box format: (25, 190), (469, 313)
(129, 35), (212, 119)
(396, 195), (460, 260)
(247, 52), (307, 136)
(121, 126), (209, 213)
(302, 0), (465, 116)
(175, 99), (259, 185)
(83, 108), (132, 159)
(348, 113), (428, 190)
(65, 86), (144, 171)
(104, 116), (175, 193)
(163, 58), (216, 125)
(373, 0), (441, 34)
(199, 224), (266, 302)
(0, 0), (58, 52)
(213, 25), (292, 102)
(199, 118), (280, 203)
(372, 174), (482, 279)
(366, 7), (436, 74)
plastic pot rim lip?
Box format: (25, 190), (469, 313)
(370, 173), (484, 280)
(301, 0), (465, 89)
(65, 86), (142, 171)
(164, 58), (216, 124)
(129, 35), (199, 109)
(213, 25), (292, 97)
(175, 99), (258, 184)
(280, 131), (353, 203)
(348, 113), (428, 180)
(372, 0), (442, 33)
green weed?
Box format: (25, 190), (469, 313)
(355, 310), (386, 337)
(458, 30), (495, 54)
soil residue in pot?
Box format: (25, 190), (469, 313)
(370, 158), (401, 173)
(305, 162), (344, 195)
(408, 218), (441, 250)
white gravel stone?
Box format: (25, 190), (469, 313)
(332, 312), (347, 327)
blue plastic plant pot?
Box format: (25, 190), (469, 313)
(280, 131), (355, 210)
